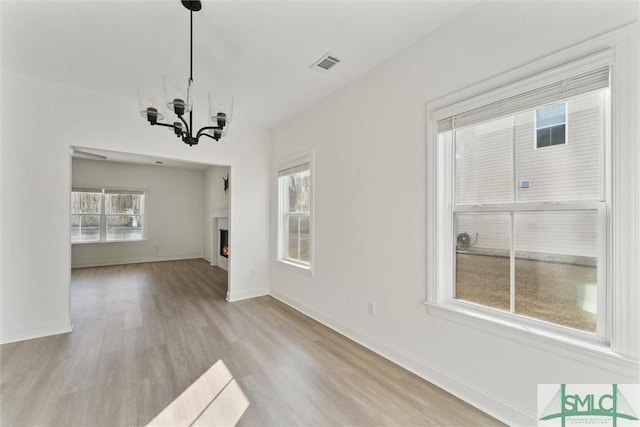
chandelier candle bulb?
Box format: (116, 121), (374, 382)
(137, 84), (165, 121)
(162, 73), (193, 115)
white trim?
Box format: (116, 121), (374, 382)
(0, 320), (73, 345)
(423, 301), (638, 378)
(275, 259), (313, 276)
(226, 288), (269, 302)
(71, 239), (149, 245)
(609, 22), (639, 359)
(426, 23), (639, 361)
(71, 254), (203, 269)
(432, 48), (615, 123)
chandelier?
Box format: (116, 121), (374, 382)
(137, 0), (233, 146)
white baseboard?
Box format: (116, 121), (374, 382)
(227, 287), (269, 302)
(0, 320), (74, 345)
(270, 291), (534, 426)
(71, 254), (203, 269)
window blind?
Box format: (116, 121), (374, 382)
(104, 189), (145, 195)
(437, 65), (610, 131)
(72, 188), (102, 193)
(278, 161), (310, 177)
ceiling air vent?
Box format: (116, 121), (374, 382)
(311, 53), (341, 73)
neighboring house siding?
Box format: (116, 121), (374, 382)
(456, 117), (514, 205)
(516, 92), (604, 202)
(454, 91), (604, 260)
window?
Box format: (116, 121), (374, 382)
(428, 28), (640, 367)
(428, 49), (619, 346)
(447, 81), (608, 336)
(535, 103), (567, 148)
(71, 189), (145, 243)
(277, 155), (312, 270)
(71, 190), (102, 242)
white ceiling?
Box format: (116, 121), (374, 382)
(1, 0), (475, 131)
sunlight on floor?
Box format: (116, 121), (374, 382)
(146, 359), (249, 427)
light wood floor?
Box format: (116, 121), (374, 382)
(1, 259), (504, 426)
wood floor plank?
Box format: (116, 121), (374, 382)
(0, 259), (505, 426)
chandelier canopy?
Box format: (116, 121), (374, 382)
(137, 0), (233, 146)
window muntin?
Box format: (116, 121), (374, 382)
(71, 189), (145, 243)
(440, 70), (609, 337)
(278, 159), (312, 268)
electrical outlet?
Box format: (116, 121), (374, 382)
(367, 302), (376, 316)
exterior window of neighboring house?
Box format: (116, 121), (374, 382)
(277, 155), (312, 271)
(535, 103), (567, 148)
(71, 189), (145, 243)
(425, 33), (640, 367)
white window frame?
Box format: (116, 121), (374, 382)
(275, 151), (314, 274)
(425, 24), (639, 376)
(71, 188), (147, 244)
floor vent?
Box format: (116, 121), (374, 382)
(311, 53), (341, 73)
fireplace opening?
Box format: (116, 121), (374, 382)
(220, 229), (229, 258)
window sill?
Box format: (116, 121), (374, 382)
(275, 259), (314, 277)
(71, 239), (148, 245)
(424, 300), (639, 378)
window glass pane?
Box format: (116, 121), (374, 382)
(536, 127), (551, 148)
(514, 211), (597, 332)
(550, 125), (566, 146)
(106, 215), (143, 241)
(455, 116), (513, 204)
(536, 103), (566, 128)
(71, 191), (101, 214)
(286, 171), (310, 213)
(287, 215), (310, 263)
(105, 193), (143, 215)
(278, 158), (312, 268)
(455, 213), (511, 311)
(71, 214), (100, 242)
(516, 91), (605, 202)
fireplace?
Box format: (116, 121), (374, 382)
(219, 229), (229, 258)
(212, 208), (229, 271)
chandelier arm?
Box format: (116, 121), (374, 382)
(198, 132), (218, 142)
(179, 115), (190, 135)
(153, 122), (181, 131)
(195, 126), (222, 139)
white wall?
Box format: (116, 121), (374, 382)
(204, 165), (231, 263)
(71, 159), (205, 268)
(0, 70), (270, 344)
(270, 2), (639, 425)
